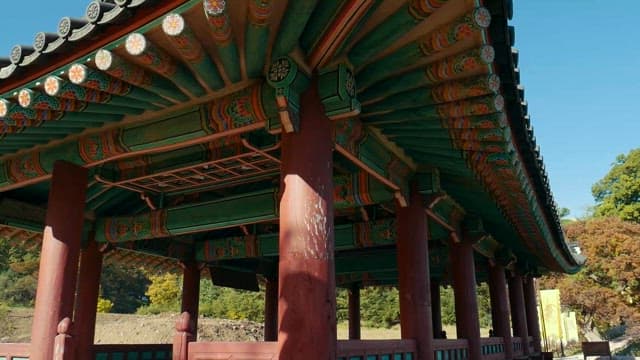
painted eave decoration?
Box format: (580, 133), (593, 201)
(0, 0), (580, 277)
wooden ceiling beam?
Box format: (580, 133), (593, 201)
(196, 218), (397, 262)
(95, 49), (189, 102)
(68, 63), (173, 107)
(202, 0), (242, 83)
(355, 5), (490, 89)
(94, 170), (396, 244)
(161, 13), (224, 91)
(334, 117), (414, 207)
(0, 83), (269, 192)
(124, 32), (206, 98)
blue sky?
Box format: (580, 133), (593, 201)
(1, 1), (638, 218)
(511, 1), (640, 217)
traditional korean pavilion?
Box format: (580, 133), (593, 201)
(0, 0), (581, 359)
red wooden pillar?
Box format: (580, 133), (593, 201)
(523, 276), (542, 354)
(30, 161), (88, 360)
(397, 188), (434, 360)
(174, 262), (200, 360)
(488, 263), (514, 360)
(74, 239), (104, 359)
(449, 238), (482, 360)
(508, 274), (529, 355)
(431, 279), (443, 339)
(277, 78), (336, 360)
(348, 284), (361, 340)
(264, 276), (278, 341)
(181, 262), (201, 337)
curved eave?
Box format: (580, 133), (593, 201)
(485, 0), (580, 273)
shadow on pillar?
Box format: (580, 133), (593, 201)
(277, 266), (337, 359)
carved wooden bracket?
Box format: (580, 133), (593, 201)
(318, 62), (360, 120)
(265, 57), (310, 133)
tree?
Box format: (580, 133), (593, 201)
(360, 287), (400, 328)
(100, 263), (150, 313)
(558, 207), (571, 219)
(146, 273), (181, 309)
(97, 298), (114, 313)
(0, 237), (39, 306)
(137, 272), (181, 314)
(540, 217), (640, 336)
(592, 148), (640, 222)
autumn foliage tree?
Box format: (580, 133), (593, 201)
(541, 218), (640, 335)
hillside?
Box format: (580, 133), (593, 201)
(2, 308), (264, 344)
(1, 308), (482, 345)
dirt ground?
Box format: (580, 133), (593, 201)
(2, 308), (263, 344)
(2, 308), (470, 344)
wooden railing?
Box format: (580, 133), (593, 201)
(92, 344), (172, 360)
(0, 343), (30, 360)
(337, 339), (417, 360)
(188, 342), (278, 360)
(512, 337), (523, 357)
(480, 337), (505, 360)
(433, 339), (469, 360)
(527, 336), (535, 354)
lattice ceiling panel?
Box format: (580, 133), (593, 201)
(100, 141), (280, 195)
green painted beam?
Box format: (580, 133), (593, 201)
(203, 1), (242, 83)
(362, 74), (500, 113)
(376, 113), (508, 134)
(299, 0), (345, 56)
(67, 63), (174, 107)
(162, 13), (225, 91)
(0, 83), (273, 191)
(336, 270), (398, 287)
(349, 1), (447, 67)
(195, 218), (397, 262)
(335, 118), (413, 200)
(44, 75), (161, 111)
(95, 189), (278, 243)
(0, 198), (46, 232)
(355, 7), (492, 88)
(271, 1), (319, 58)
(244, 2), (273, 78)
(362, 95), (504, 125)
(335, 250), (397, 274)
(96, 170), (395, 243)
